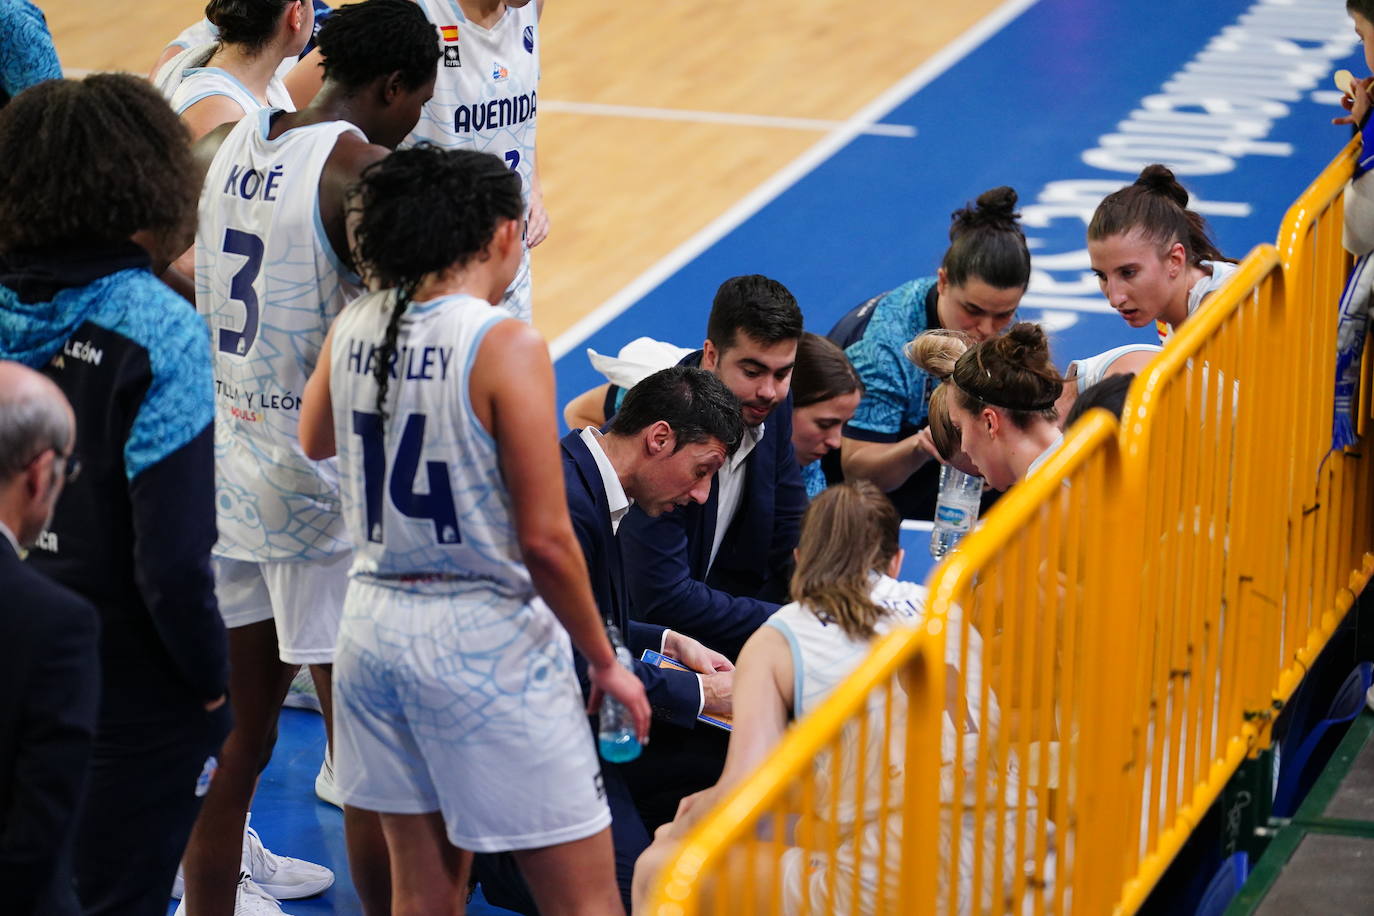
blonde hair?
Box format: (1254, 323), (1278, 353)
(790, 480), (901, 640)
(926, 384), (961, 463)
(904, 328), (974, 379)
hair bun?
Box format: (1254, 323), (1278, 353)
(905, 328), (973, 378)
(993, 321), (1050, 364)
(1134, 164), (1189, 209)
(949, 186), (1020, 239)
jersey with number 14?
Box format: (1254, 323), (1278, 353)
(196, 109), (363, 562)
(330, 290), (532, 599)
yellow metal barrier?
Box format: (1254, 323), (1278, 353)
(643, 412), (1127, 915)
(1114, 245), (1290, 912)
(644, 140), (1374, 915)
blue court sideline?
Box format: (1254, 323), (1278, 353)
(236, 1), (1366, 912)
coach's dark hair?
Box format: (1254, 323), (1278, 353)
(792, 333), (863, 409)
(1088, 164), (1229, 267)
(317, 0), (439, 91)
(1064, 373), (1134, 429)
(1350, 2), (1374, 26)
(705, 275), (803, 353)
(0, 75), (196, 256)
(609, 366), (745, 456)
(941, 186), (1031, 290)
(950, 322), (1062, 429)
(350, 145), (523, 419)
(206, 0), (296, 52)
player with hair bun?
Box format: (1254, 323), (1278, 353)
(1088, 163), (1237, 344)
(830, 186), (1030, 517)
(299, 146), (649, 916)
(941, 322), (1065, 491)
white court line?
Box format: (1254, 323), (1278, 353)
(539, 99), (917, 137)
(901, 520), (936, 533)
(549, 0), (1041, 361)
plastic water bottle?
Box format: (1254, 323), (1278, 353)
(597, 625), (642, 763)
(930, 465), (984, 558)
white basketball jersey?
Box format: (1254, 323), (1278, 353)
(196, 109), (364, 561)
(330, 291), (532, 598)
(1068, 343), (1161, 395)
(161, 44), (295, 117)
(405, 0), (539, 322)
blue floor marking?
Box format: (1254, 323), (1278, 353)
(553, 0), (1364, 411)
(241, 2), (1365, 911)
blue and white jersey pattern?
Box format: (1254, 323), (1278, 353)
(842, 277), (938, 442)
(330, 290), (532, 597)
(196, 109), (362, 561)
(158, 43), (295, 116)
(405, 0), (539, 322)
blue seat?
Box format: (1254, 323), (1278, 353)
(1271, 662), (1374, 818)
(1193, 852), (1249, 916)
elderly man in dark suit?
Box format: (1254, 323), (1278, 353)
(476, 365), (744, 913)
(0, 360), (99, 916)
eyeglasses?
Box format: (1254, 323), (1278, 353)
(24, 447), (81, 484)
(55, 453), (81, 484)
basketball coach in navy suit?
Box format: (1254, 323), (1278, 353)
(476, 365), (744, 912)
(0, 361), (99, 916)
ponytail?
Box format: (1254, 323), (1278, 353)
(1088, 163), (1229, 266)
(950, 322), (1062, 428)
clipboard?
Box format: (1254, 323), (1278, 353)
(640, 649), (733, 731)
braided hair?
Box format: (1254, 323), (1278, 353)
(350, 145), (523, 419)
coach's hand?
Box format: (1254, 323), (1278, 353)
(662, 630), (733, 676)
(588, 660), (651, 743)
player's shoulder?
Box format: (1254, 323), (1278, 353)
(86, 270), (211, 366)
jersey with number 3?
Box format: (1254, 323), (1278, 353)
(196, 109), (364, 562)
(405, 0), (538, 321)
(330, 290), (532, 599)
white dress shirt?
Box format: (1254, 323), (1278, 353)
(579, 428), (706, 715)
(0, 519), (20, 557)
(708, 421), (762, 572)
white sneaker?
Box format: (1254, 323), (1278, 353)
(314, 755), (342, 810)
(282, 666), (322, 714)
(171, 831), (333, 902)
(172, 874), (290, 915)
(243, 825), (334, 899)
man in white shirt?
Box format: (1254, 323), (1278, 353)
(615, 275), (807, 832)
(476, 365), (744, 913)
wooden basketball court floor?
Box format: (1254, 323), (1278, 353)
(39, 0), (1005, 346)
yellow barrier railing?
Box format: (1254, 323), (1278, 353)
(644, 139), (1374, 915)
(643, 412), (1127, 914)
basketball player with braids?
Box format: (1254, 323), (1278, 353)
(830, 187), (1029, 517)
(179, 3), (440, 913)
(1087, 164), (1237, 344)
(298, 146), (648, 915)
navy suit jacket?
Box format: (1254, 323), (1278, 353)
(561, 431), (703, 728)
(0, 536), (100, 916)
(618, 351), (808, 660)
